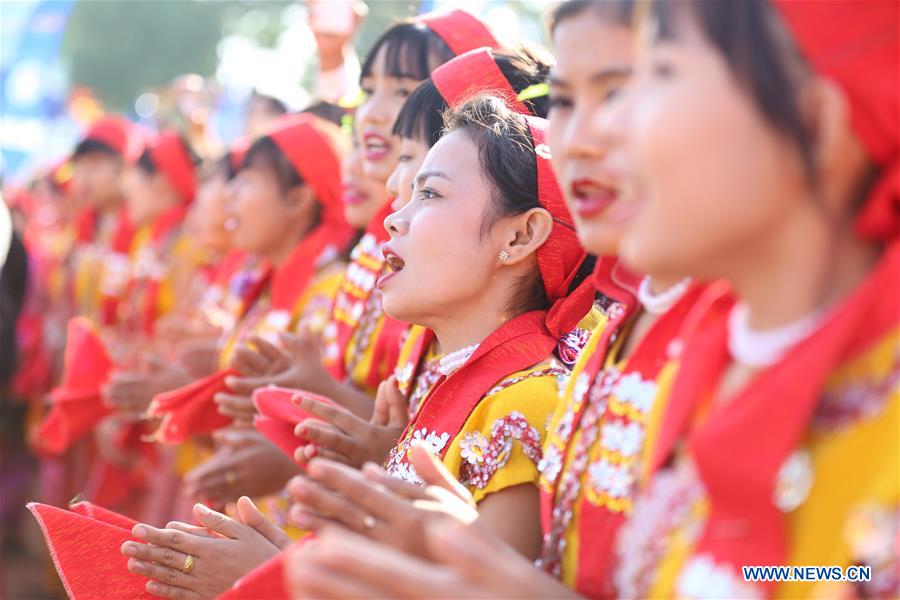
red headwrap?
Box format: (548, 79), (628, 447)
(267, 114), (345, 227)
(229, 137), (251, 173)
(773, 0), (899, 241)
(78, 115), (133, 157)
(432, 47), (529, 115)
(145, 131), (197, 205)
(415, 8), (499, 56)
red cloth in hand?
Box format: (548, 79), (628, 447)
(252, 387), (339, 459)
(148, 369), (236, 443)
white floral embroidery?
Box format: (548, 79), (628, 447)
(676, 554), (763, 599)
(389, 461), (423, 485)
(459, 431), (489, 465)
(773, 449), (813, 512)
(600, 421), (645, 458)
(573, 372), (591, 404)
(588, 458), (634, 499)
(411, 428), (450, 454)
(538, 444), (563, 483)
(613, 372), (657, 414)
(394, 362), (414, 387)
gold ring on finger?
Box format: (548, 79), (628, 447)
(181, 553), (195, 574)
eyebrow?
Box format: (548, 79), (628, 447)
(414, 169), (451, 187)
(548, 66), (632, 87)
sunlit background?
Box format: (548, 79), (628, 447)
(0, 0), (551, 186)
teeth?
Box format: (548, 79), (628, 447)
(385, 254), (405, 272)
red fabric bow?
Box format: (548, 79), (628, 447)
(148, 369), (237, 443)
(35, 318), (113, 455)
(432, 48), (529, 115)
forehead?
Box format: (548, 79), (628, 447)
(551, 17), (633, 79)
(418, 129), (481, 179)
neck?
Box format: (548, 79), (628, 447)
(429, 283), (515, 357)
(264, 216), (316, 267)
(729, 206), (879, 331)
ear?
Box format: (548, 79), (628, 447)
(499, 207), (553, 266)
(283, 184), (316, 219)
(803, 77), (872, 217)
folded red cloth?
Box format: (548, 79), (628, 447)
(34, 317), (114, 455)
(252, 387), (339, 459)
(27, 501), (154, 600)
(148, 369), (236, 443)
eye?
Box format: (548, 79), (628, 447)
(396, 88), (412, 98)
(548, 94), (573, 111)
(602, 86), (621, 103)
(417, 186), (439, 201)
(398, 154), (412, 163)
(651, 59), (675, 79)
(360, 85), (374, 96)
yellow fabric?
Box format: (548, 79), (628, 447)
(645, 328), (900, 598)
(441, 362), (564, 504)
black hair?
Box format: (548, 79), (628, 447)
(72, 139), (119, 159)
(360, 21), (455, 82)
(650, 0), (815, 178)
(444, 95), (548, 314)
(549, 0), (635, 33)
(392, 46), (554, 148)
(251, 91), (288, 116)
(243, 136), (304, 193)
(302, 100), (350, 128)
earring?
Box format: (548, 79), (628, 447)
(498, 250), (510, 263)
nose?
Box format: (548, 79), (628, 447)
(358, 91), (390, 127)
(589, 87), (633, 149)
(564, 104), (606, 161)
(384, 205), (408, 237)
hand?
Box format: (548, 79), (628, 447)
(307, 0), (367, 69)
(228, 335), (291, 378)
(292, 376), (407, 467)
(286, 518), (578, 599)
(121, 500), (284, 599)
(94, 414), (140, 468)
(287, 444), (477, 557)
(174, 337), (219, 379)
(183, 429), (300, 507)
(104, 354), (192, 417)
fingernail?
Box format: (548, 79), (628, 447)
(213, 393), (223, 403)
(225, 377), (236, 387)
(306, 445), (318, 458)
(195, 502), (210, 515)
(133, 525), (148, 539)
(121, 542), (137, 556)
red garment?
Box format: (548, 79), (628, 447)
(773, 0), (898, 241)
(651, 242), (900, 590)
(145, 131), (197, 205)
(148, 369), (236, 444)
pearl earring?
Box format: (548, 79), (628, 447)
(499, 250), (510, 263)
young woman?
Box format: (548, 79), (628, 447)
(222, 9), (504, 423)
(289, 45), (556, 469)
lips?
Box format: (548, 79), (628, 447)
(363, 132), (392, 162)
(570, 178), (619, 219)
(342, 185), (368, 206)
(377, 245), (405, 289)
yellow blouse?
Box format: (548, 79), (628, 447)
(388, 362), (567, 504)
(616, 328), (900, 600)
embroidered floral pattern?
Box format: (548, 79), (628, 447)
(459, 412), (543, 490)
(844, 504), (900, 597)
(613, 461), (706, 599)
(557, 328), (592, 369)
(676, 554), (763, 599)
(485, 367), (568, 397)
(814, 354), (899, 431)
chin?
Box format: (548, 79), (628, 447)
(576, 224), (621, 258)
(380, 292), (418, 325)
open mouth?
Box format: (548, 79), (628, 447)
(364, 133), (391, 161)
(377, 246), (405, 289)
(570, 178), (619, 218)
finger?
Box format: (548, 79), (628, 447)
(213, 393), (256, 418)
(127, 558), (193, 588)
(121, 541), (188, 570)
(132, 524), (204, 556)
(235, 496), (292, 550)
(191, 503), (246, 540)
(360, 463), (431, 501)
(248, 335), (288, 371)
(296, 421), (355, 456)
(286, 475), (372, 532)
(306, 459), (411, 524)
(294, 395), (362, 435)
(384, 376), (410, 426)
(146, 581), (202, 600)
(288, 560), (389, 600)
(229, 345), (269, 376)
(408, 443), (473, 503)
(425, 520), (524, 585)
(164, 522), (219, 539)
(371, 381), (391, 427)
(222, 374), (270, 396)
(294, 444), (349, 467)
(277, 331), (305, 358)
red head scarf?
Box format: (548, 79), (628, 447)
(432, 47), (529, 115)
(144, 131), (197, 205)
(415, 8), (499, 56)
(78, 115), (134, 157)
(773, 0), (899, 241)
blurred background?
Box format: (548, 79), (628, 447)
(0, 1), (551, 597)
(0, 0), (551, 185)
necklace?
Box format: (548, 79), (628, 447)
(637, 276), (692, 315)
(438, 343), (479, 376)
(727, 302), (825, 367)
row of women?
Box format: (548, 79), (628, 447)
(19, 0), (898, 598)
